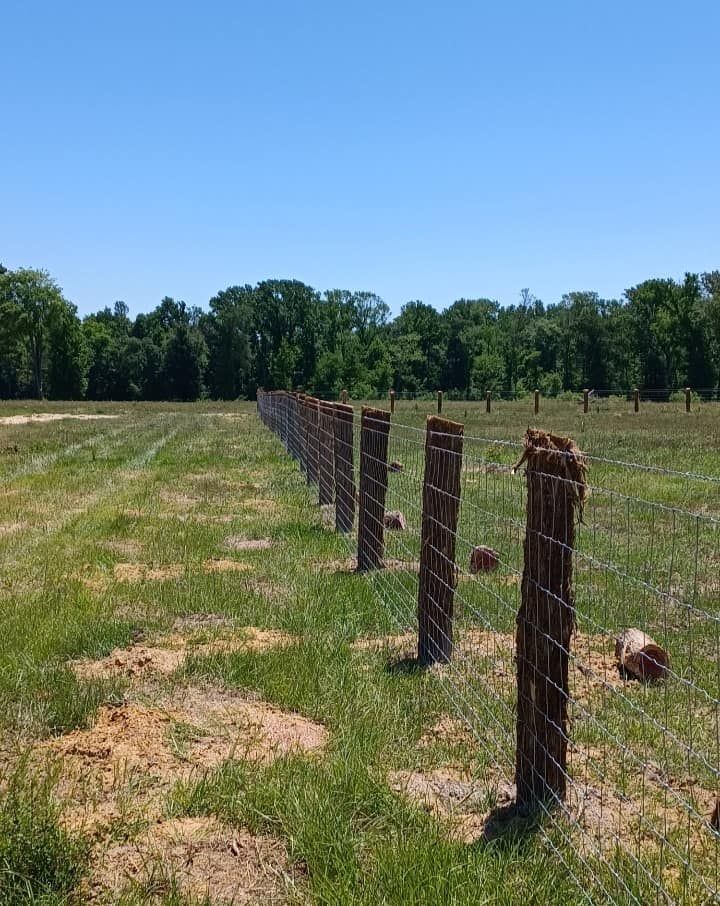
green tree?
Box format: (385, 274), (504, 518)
(162, 323), (207, 400)
(0, 268), (66, 397)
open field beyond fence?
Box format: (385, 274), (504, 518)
(1, 398), (719, 905)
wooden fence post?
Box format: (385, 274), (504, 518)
(357, 406), (391, 571)
(389, 389), (396, 414)
(634, 388), (640, 413)
(486, 390), (491, 413)
(534, 389), (540, 415)
(341, 389), (348, 404)
(685, 387), (691, 413)
(318, 401), (335, 505)
(514, 429), (587, 808)
(307, 397), (320, 485)
(298, 394), (310, 480)
(437, 390), (443, 413)
(417, 416), (464, 666)
(583, 389), (589, 414)
(333, 403), (355, 533)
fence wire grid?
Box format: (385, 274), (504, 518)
(257, 390), (720, 906)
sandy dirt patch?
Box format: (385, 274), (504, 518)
(242, 498), (280, 516)
(0, 413), (118, 425)
(418, 716), (477, 750)
(91, 816), (298, 904)
(0, 521), (28, 537)
(323, 557), (420, 574)
(225, 536), (274, 551)
(203, 558), (253, 574)
(71, 626), (296, 681)
(102, 539), (144, 557)
(114, 562), (183, 582)
(159, 491), (202, 509)
(45, 684), (326, 838)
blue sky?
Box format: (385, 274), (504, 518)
(2, 1), (719, 317)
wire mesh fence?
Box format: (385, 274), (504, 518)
(257, 389), (720, 905)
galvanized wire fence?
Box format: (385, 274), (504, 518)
(257, 389), (720, 905)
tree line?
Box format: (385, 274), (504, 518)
(2, 262), (720, 401)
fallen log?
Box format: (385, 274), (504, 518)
(615, 628), (670, 681)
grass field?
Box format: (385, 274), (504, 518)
(1, 399), (718, 904)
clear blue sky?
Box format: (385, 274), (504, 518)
(2, 1), (719, 318)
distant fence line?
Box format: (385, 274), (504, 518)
(257, 389), (720, 905)
(296, 387), (718, 411)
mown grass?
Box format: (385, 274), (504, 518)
(0, 398), (718, 904)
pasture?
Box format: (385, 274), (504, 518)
(0, 398), (718, 905)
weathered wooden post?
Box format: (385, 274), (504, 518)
(583, 389), (589, 414)
(333, 403), (355, 533)
(389, 389), (396, 414)
(534, 389), (540, 415)
(437, 390), (443, 414)
(307, 396), (320, 485)
(486, 390), (491, 413)
(685, 387), (691, 413)
(514, 429), (587, 808)
(417, 415), (464, 665)
(318, 401), (335, 505)
(634, 388), (640, 413)
(298, 394), (310, 480)
(357, 406), (391, 571)
(341, 389), (348, 404)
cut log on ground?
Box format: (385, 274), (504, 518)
(384, 511), (406, 530)
(615, 628), (670, 681)
(469, 546), (499, 573)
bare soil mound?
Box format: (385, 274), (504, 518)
(91, 816), (299, 904)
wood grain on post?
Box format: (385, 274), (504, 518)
(417, 415), (464, 666)
(357, 406), (391, 571)
(437, 390), (443, 414)
(333, 403), (355, 533)
(389, 389), (396, 414)
(634, 388), (640, 413)
(307, 396), (320, 485)
(318, 401), (335, 505)
(297, 394), (309, 480)
(583, 389), (589, 414)
(685, 387), (691, 413)
(290, 393), (301, 462)
(514, 428), (587, 808)
(486, 390), (491, 413)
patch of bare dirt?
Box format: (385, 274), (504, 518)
(159, 491), (202, 509)
(242, 498), (280, 515)
(389, 767), (492, 842)
(172, 613), (237, 632)
(46, 685), (326, 834)
(418, 716), (477, 750)
(71, 627), (296, 681)
(91, 816), (298, 904)
(323, 558), (419, 574)
(113, 562), (183, 582)
(166, 685), (328, 766)
(0, 521), (28, 537)
(224, 536), (274, 551)
(102, 539), (143, 557)
(203, 558), (253, 574)
(0, 413), (118, 425)
(352, 632), (416, 652)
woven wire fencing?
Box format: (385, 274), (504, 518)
(257, 390), (720, 905)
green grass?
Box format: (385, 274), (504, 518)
(0, 398), (718, 904)
(0, 758), (88, 905)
